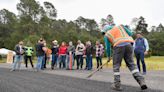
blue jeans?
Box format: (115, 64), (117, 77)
(36, 56), (44, 70)
(12, 55), (23, 70)
(52, 54), (58, 67)
(86, 55), (92, 70)
(134, 50), (146, 73)
(58, 55), (66, 68)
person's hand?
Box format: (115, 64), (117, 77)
(144, 51), (148, 55)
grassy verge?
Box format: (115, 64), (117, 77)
(0, 56), (164, 70)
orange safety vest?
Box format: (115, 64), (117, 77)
(105, 25), (134, 47)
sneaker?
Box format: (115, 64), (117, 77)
(10, 69), (15, 72)
(111, 83), (123, 91)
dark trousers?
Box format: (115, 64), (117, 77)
(134, 50), (146, 73)
(51, 54), (58, 69)
(113, 44), (144, 85)
(24, 56), (33, 68)
(96, 56), (102, 68)
(76, 55), (83, 69)
(59, 55), (66, 68)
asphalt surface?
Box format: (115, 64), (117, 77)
(0, 67), (163, 92)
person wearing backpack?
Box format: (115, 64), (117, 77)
(134, 33), (149, 75)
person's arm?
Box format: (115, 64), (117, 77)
(144, 38), (149, 54)
(123, 26), (133, 36)
(133, 40), (136, 50)
(104, 36), (111, 59)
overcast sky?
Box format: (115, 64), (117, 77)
(0, 0), (164, 27)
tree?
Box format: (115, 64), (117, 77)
(135, 16), (149, 35)
(17, 0), (45, 22)
(156, 23), (164, 32)
(44, 1), (57, 20)
(0, 9), (17, 48)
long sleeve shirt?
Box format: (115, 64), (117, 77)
(104, 25), (133, 58)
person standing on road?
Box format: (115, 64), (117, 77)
(24, 43), (34, 69)
(84, 41), (94, 70)
(11, 41), (24, 71)
(95, 41), (104, 69)
(35, 39), (46, 71)
(51, 40), (59, 70)
(101, 15), (148, 91)
(134, 33), (149, 75)
(66, 41), (75, 70)
(58, 42), (67, 69)
(75, 40), (85, 70)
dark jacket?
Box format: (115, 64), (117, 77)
(51, 45), (59, 55)
(15, 44), (24, 55)
(85, 45), (94, 56)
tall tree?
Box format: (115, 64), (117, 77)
(135, 16), (149, 35)
(44, 1), (57, 20)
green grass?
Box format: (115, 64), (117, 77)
(0, 56), (164, 70)
(95, 56), (164, 70)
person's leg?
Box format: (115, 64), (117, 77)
(17, 55), (23, 70)
(41, 55), (45, 70)
(29, 56), (34, 68)
(63, 55), (66, 68)
(66, 55), (69, 69)
(80, 55), (83, 69)
(90, 55), (93, 69)
(99, 56), (102, 69)
(44, 55), (47, 68)
(36, 56), (42, 70)
(112, 46), (124, 90)
(11, 55), (19, 71)
(135, 51), (141, 72)
(76, 55), (80, 69)
(25, 55), (28, 68)
(88, 55), (92, 70)
(51, 54), (55, 69)
(96, 57), (99, 68)
(71, 54), (74, 69)
(140, 51), (146, 74)
(54, 55), (58, 67)
(124, 45), (147, 90)
(58, 55), (62, 69)
(39, 56), (44, 70)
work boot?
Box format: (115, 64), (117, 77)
(133, 72), (148, 90)
(138, 80), (148, 90)
(111, 83), (123, 91)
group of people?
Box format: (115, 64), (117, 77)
(10, 14), (149, 91)
(10, 39), (105, 72)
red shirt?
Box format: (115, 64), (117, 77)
(58, 46), (67, 55)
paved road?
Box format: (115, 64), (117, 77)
(0, 67), (163, 92)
